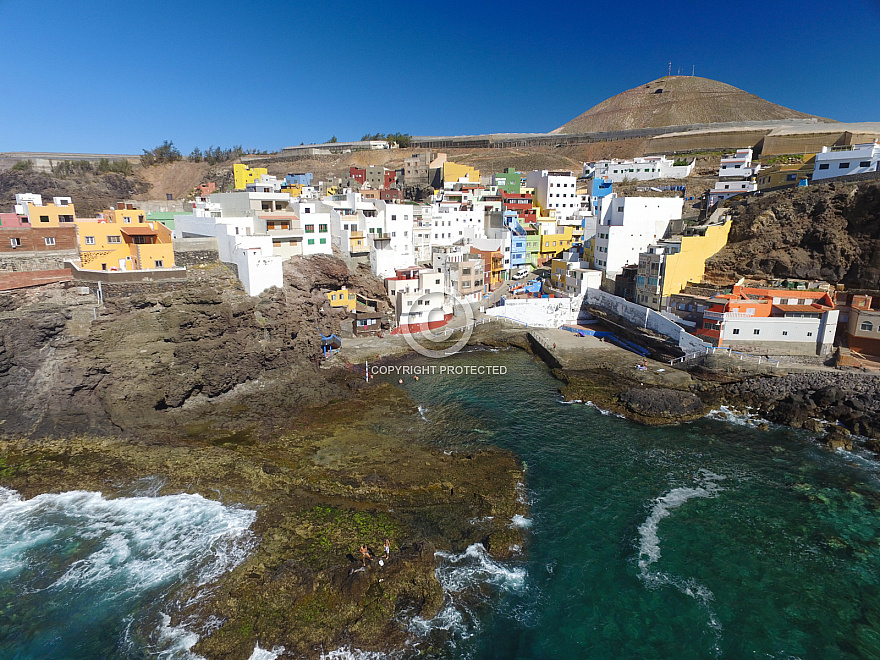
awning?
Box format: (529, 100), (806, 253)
(120, 227), (158, 236)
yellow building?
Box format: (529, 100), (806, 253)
(281, 183), (304, 197)
(538, 225), (574, 264)
(75, 214), (175, 272)
(443, 161), (480, 184)
(25, 201), (77, 226)
(657, 217), (732, 300)
(233, 164), (268, 190)
(326, 288), (357, 312)
(756, 154), (815, 191)
(101, 206), (147, 225)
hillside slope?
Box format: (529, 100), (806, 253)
(705, 179), (880, 288)
(555, 76), (826, 134)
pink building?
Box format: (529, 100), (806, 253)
(0, 212), (30, 228)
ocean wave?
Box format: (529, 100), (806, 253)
(637, 471), (725, 655)
(0, 487), (256, 659)
(249, 643), (286, 660)
(319, 647), (391, 659)
(510, 514), (532, 529)
(410, 543), (528, 650)
(705, 405), (771, 428)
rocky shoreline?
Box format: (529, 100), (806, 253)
(0, 384), (527, 658)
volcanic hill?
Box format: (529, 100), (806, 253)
(554, 76), (830, 134)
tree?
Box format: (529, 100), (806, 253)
(11, 160), (32, 172)
(329, 136), (338, 143)
(141, 140), (182, 166)
(189, 147), (203, 162)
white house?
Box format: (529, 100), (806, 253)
(586, 155), (695, 182)
(718, 149), (760, 178)
(289, 200), (332, 256)
(708, 148), (761, 206)
(425, 205), (486, 247)
(592, 194), (683, 277)
(526, 170), (579, 221)
(813, 142), (880, 181)
(175, 213), (282, 296)
(385, 266), (453, 333)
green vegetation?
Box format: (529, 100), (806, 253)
(188, 146), (268, 165)
(298, 504), (398, 570)
(761, 153), (806, 166)
(672, 158), (690, 166)
(11, 160), (32, 172)
(140, 140), (182, 166)
(360, 132), (412, 147)
(50, 159), (132, 177)
(328, 136), (338, 143)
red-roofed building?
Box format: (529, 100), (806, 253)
(695, 284), (839, 355)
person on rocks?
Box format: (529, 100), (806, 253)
(360, 544), (372, 567)
(383, 538), (391, 560)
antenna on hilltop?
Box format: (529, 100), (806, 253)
(668, 62), (672, 77)
(692, 65), (695, 76)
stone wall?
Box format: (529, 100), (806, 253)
(173, 237), (220, 267)
(0, 249), (79, 272)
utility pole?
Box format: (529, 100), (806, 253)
(692, 65), (695, 76)
(668, 62), (672, 77)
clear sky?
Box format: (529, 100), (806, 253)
(1, 0), (878, 155)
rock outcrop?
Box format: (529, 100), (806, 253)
(706, 180), (880, 288)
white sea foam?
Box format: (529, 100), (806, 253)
(706, 405), (770, 428)
(249, 643), (286, 660)
(319, 647), (390, 659)
(637, 470), (726, 655)
(154, 613), (203, 660)
(0, 486), (256, 658)
(411, 543), (527, 644)
(417, 405), (429, 422)
(510, 514), (532, 529)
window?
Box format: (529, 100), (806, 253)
(861, 321), (874, 332)
(154, 260), (163, 267)
(319, 238), (326, 244)
(732, 328), (740, 335)
(308, 239), (315, 245)
(860, 161), (872, 167)
(391, 215), (396, 221)
(305, 224), (314, 233)
(839, 162), (850, 169)
(818, 163), (829, 170)
(85, 236), (95, 245)
(753, 329), (760, 335)
(123, 216), (132, 223)
(787, 174), (797, 181)
(807, 332), (813, 337)
(782, 331), (788, 336)
(319, 224), (328, 232)
(44, 237), (55, 246)
(101, 263), (107, 270)
(40, 215), (49, 223)
(304, 207), (311, 213)
(10, 237), (21, 247)
(107, 235), (121, 244)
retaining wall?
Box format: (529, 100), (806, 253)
(584, 288), (708, 354)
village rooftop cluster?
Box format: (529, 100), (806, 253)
(2, 140), (880, 360)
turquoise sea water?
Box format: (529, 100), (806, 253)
(2, 348), (880, 659)
(397, 348), (880, 660)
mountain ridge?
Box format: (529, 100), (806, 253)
(554, 76), (833, 134)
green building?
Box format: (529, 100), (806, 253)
(493, 167), (521, 194)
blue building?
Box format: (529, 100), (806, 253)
(589, 176), (613, 212)
(286, 172), (313, 186)
(503, 210), (528, 269)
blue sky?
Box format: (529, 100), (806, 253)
(1, 0), (878, 155)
